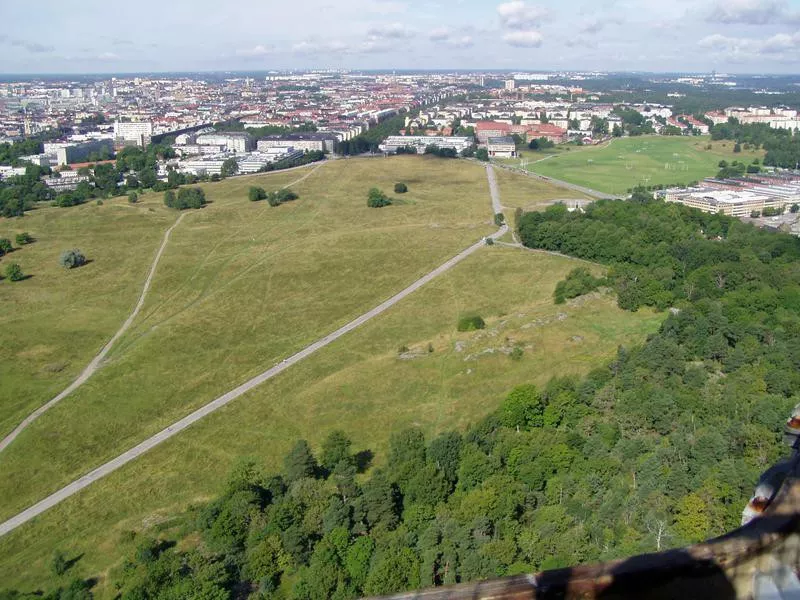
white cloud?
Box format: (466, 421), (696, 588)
(236, 44), (273, 57)
(97, 51), (119, 60)
(367, 22), (415, 39)
(503, 30), (543, 47)
(497, 1), (548, 30)
(428, 27), (451, 41)
(363, 0), (408, 14)
(698, 30), (800, 60)
(706, 0), (800, 25)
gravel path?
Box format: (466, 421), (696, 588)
(0, 166), (507, 538)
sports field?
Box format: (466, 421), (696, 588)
(0, 157), (663, 592)
(521, 136), (763, 195)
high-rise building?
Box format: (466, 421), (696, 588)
(114, 121), (153, 146)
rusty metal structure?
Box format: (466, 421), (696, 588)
(368, 406), (800, 600)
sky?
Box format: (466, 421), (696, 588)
(2, 0), (800, 74)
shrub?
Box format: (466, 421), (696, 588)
(51, 550), (68, 576)
(553, 267), (605, 304)
(60, 249), (87, 269)
(276, 188), (298, 202)
(510, 346), (524, 361)
(165, 187), (206, 210)
(457, 314), (486, 332)
(494, 213), (505, 226)
(476, 148), (489, 161)
(267, 192), (281, 207)
(249, 186), (267, 201)
(0, 238), (12, 256)
(485, 237), (495, 246)
(128, 192), (138, 203)
(367, 188), (392, 208)
(394, 183), (408, 194)
(96, 199), (103, 206)
(15, 232), (33, 245)
(5, 263), (24, 281)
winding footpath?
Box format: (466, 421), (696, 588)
(0, 166), (506, 538)
(0, 162), (325, 456)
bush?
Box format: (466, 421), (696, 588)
(277, 188), (298, 202)
(5, 263), (24, 281)
(394, 183), (408, 194)
(60, 249), (87, 269)
(15, 232), (33, 245)
(367, 188), (392, 208)
(485, 237), (495, 246)
(494, 213), (505, 226)
(476, 148), (489, 161)
(554, 267), (605, 304)
(510, 346), (524, 361)
(457, 314), (486, 332)
(51, 550), (68, 576)
(249, 186), (267, 201)
(0, 238), (12, 256)
(127, 191), (138, 204)
(165, 187), (206, 210)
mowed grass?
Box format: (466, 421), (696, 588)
(526, 136), (764, 195)
(0, 246), (664, 594)
(0, 156), (497, 521)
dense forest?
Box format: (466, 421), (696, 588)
(6, 198), (798, 599)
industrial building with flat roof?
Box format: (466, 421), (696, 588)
(378, 135), (473, 154)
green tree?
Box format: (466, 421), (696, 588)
(50, 550), (68, 576)
(127, 191), (138, 204)
(164, 189), (176, 208)
(284, 440), (318, 482)
(0, 238), (12, 255)
(367, 187), (392, 208)
(321, 430), (353, 471)
(6, 263), (25, 282)
(476, 147), (489, 161)
(364, 546), (421, 596)
(221, 157), (239, 177)
(394, 182), (408, 194)
(500, 384), (545, 430)
(673, 492), (711, 542)
(249, 186), (266, 201)
(59, 249), (86, 269)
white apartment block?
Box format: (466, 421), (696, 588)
(378, 135), (474, 154)
(114, 121), (153, 146)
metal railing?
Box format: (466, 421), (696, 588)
(368, 405), (800, 600)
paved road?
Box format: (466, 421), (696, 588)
(0, 164), (324, 455)
(0, 168), (507, 538)
(0, 212), (187, 454)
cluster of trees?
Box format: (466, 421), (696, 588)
(710, 120), (800, 169)
(611, 107), (656, 136)
(214, 121), (317, 140)
(164, 188), (207, 210)
(0, 129), (64, 166)
(716, 159), (760, 179)
(528, 138), (555, 151)
(336, 115), (406, 155)
(260, 150), (325, 173)
(367, 188), (392, 208)
(553, 267), (606, 304)
(423, 145), (459, 158)
(249, 187), (299, 207)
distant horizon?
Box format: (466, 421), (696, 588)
(1, 69), (799, 79)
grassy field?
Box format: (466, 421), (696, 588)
(0, 244), (664, 594)
(0, 156), (501, 522)
(517, 136), (763, 195)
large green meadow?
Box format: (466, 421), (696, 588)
(520, 136), (763, 195)
(0, 157), (663, 592)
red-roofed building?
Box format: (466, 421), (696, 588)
(476, 121), (512, 143)
(526, 123), (567, 144)
(667, 117), (688, 131)
(680, 115), (710, 134)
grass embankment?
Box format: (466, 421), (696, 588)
(0, 244), (663, 594)
(521, 136), (763, 195)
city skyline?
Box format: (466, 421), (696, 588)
(3, 0), (800, 74)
